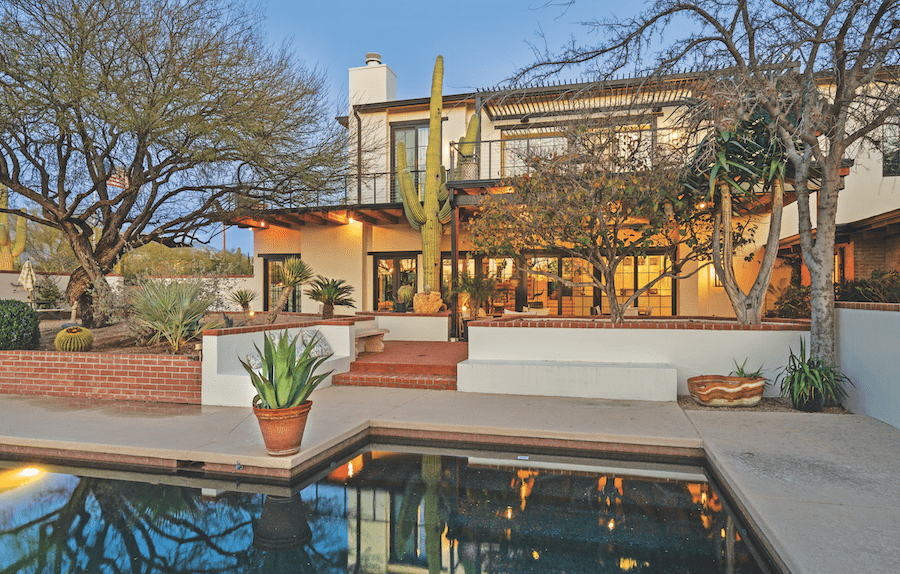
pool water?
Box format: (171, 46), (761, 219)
(0, 448), (768, 573)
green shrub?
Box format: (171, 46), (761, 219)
(836, 269), (900, 303)
(765, 285), (810, 319)
(131, 279), (223, 353)
(0, 300), (40, 350)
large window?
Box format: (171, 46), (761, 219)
(392, 122), (430, 201)
(599, 255), (674, 316)
(374, 254), (417, 310)
(262, 255), (303, 313)
(884, 123), (900, 176)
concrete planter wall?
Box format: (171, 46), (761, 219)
(356, 312), (450, 342)
(201, 319), (358, 407)
(836, 302), (900, 429)
(459, 317), (809, 401)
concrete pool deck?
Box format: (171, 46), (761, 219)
(0, 387), (898, 573)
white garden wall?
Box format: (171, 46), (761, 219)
(836, 304), (900, 429)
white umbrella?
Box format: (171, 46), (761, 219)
(18, 261), (36, 306)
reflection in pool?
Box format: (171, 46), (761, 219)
(0, 449), (767, 573)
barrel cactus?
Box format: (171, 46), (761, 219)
(54, 326), (94, 352)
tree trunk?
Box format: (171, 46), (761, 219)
(322, 302), (334, 319)
(804, 165), (840, 365)
(65, 265), (114, 328)
(266, 285), (294, 324)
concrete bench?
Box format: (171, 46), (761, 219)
(456, 359), (677, 401)
(355, 328), (389, 353)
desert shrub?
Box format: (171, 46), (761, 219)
(836, 269), (900, 303)
(130, 279), (223, 353)
(765, 285), (811, 319)
(0, 300), (40, 350)
(34, 275), (65, 309)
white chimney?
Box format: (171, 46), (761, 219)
(349, 52), (397, 108)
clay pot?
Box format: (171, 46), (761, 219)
(253, 494), (312, 551)
(253, 401), (312, 456)
(687, 375), (765, 407)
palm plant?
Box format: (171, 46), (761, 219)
(305, 276), (355, 319)
(452, 271), (497, 319)
(131, 279), (222, 353)
(266, 258), (313, 324)
(228, 288), (258, 317)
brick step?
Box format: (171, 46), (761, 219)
(332, 372), (457, 390)
(348, 360), (457, 377)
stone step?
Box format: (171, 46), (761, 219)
(332, 372), (457, 390)
(348, 360), (457, 376)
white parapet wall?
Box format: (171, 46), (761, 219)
(836, 304), (900, 429)
(357, 312), (450, 342)
(458, 318), (809, 401)
(202, 321), (355, 407)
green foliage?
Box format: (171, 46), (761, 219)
(305, 276), (355, 319)
(836, 269), (900, 303)
(34, 275), (65, 308)
(119, 244), (253, 282)
(730, 358), (765, 379)
(131, 279), (223, 353)
(23, 209), (78, 273)
(267, 257), (314, 324)
(0, 299), (40, 350)
(239, 330), (332, 409)
(228, 289), (258, 309)
(397, 285), (415, 304)
(54, 326), (94, 352)
(452, 272), (497, 318)
(765, 286), (811, 319)
(778, 339), (853, 407)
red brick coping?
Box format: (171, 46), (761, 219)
(0, 351), (201, 404)
(203, 315), (366, 337)
(469, 316), (810, 331)
(358, 311), (451, 317)
(836, 301), (900, 312)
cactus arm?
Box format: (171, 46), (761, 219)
(11, 215), (26, 257)
(458, 115), (480, 157)
(438, 167), (448, 202)
(397, 143), (426, 227)
(438, 196), (452, 225)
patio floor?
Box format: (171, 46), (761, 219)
(0, 388), (897, 573)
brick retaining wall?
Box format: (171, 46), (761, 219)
(0, 351), (201, 404)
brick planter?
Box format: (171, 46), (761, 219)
(0, 351), (202, 404)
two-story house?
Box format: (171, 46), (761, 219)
(239, 53), (900, 324)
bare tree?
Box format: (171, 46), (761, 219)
(469, 117), (714, 323)
(517, 1), (900, 363)
(0, 0), (347, 326)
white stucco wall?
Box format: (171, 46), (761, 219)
(836, 306), (900, 429)
(301, 222), (367, 315)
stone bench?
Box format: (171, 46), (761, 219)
(456, 359), (677, 402)
(355, 328), (389, 353)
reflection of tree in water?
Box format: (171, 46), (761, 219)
(0, 477), (345, 574)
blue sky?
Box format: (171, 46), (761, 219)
(223, 0), (627, 254)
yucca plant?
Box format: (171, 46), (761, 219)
(267, 257), (313, 324)
(131, 279), (222, 353)
(239, 330), (332, 409)
(305, 276), (356, 319)
(777, 338), (853, 411)
(228, 288), (258, 315)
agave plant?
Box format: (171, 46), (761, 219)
(777, 338), (853, 411)
(305, 276), (356, 319)
(131, 279), (222, 353)
(239, 330), (332, 409)
(267, 257), (314, 324)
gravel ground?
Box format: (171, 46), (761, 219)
(677, 394), (851, 414)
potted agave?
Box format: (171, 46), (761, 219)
(687, 359), (767, 407)
(239, 330), (333, 456)
(777, 339), (853, 412)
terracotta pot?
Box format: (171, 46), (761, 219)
(253, 494), (312, 551)
(687, 375), (765, 407)
(253, 401), (313, 456)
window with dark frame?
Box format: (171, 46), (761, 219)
(261, 254), (303, 313)
(392, 122), (431, 202)
(883, 122), (900, 176)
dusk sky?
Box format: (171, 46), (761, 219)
(223, 0), (630, 254)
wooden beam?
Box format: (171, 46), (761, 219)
(371, 210), (399, 225)
(300, 212), (328, 225)
(325, 211), (349, 225)
(279, 214), (306, 226)
(349, 210), (378, 225)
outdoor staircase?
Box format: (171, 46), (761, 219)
(331, 346), (460, 391)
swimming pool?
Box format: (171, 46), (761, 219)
(0, 446), (771, 573)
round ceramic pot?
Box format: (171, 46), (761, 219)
(687, 375), (766, 407)
(253, 401), (312, 456)
(252, 494), (312, 551)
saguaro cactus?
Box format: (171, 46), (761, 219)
(0, 185), (26, 271)
(397, 56), (453, 292)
